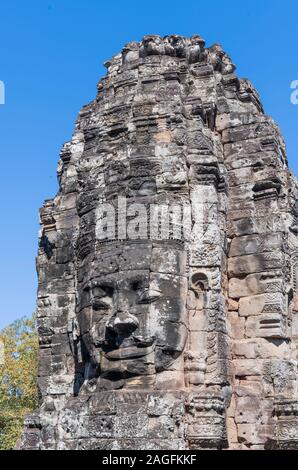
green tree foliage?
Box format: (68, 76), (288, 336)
(0, 315), (38, 449)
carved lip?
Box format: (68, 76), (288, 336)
(104, 339), (155, 360)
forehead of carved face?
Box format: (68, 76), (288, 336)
(76, 243), (188, 377)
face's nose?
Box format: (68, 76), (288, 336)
(109, 312), (139, 336)
(107, 311), (139, 336)
(106, 288), (139, 338)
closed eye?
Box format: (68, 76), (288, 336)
(138, 289), (162, 304)
(131, 280), (142, 291)
(92, 284), (114, 298)
(101, 285), (114, 297)
(92, 298), (110, 310)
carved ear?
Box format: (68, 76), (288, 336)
(191, 272), (209, 292)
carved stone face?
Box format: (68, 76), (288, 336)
(140, 35), (165, 57)
(76, 242), (188, 388)
(166, 35), (187, 58)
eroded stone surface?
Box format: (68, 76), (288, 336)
(18, 34), (298, 450)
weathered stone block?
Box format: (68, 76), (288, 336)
(234, 340), (257, 358)
(228, 252), (283, 277)
(235, 396), (261, 423)
(239, 294), (266, 317)
(234, 359), (262, 377)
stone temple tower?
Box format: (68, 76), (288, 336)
(19, 35), (298, 450)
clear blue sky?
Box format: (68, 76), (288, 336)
(0, 0), (297, 329)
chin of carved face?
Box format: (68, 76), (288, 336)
(77, 246), (188, 385)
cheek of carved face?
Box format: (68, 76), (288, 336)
(147, 273), (188, 371)
(78, 311), (109, 365)
(76, 281), (114, 364)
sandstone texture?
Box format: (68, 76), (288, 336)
(19, 34), (298, 450)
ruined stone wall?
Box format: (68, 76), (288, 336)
(19, 35), (298, 450)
